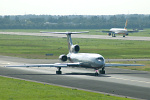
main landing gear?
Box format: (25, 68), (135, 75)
(112, 33), (116, 37)
(56, 67), (62, 74)
(95, 67), (105, 76)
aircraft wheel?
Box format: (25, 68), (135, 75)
(56, 71), (62, 74)
(123, 35), (125, 37)
(95, 73), (99, 76)
(100, 70), (105, 74)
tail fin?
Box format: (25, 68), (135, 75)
(66, 33), (73, 52)
(65, 32), (88, 53)
(40, 31), (89, 53)
(124, 19), (128, 29)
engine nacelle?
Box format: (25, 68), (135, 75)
(71, 44), (80, 53)
(107, 33), (111, 36)
(59, 54), (67, 62)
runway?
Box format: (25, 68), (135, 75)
(0, 32), (150, 41)
(0, 56), (150, 100)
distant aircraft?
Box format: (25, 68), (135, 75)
(99, 20), (139, 37)
(6, 31), (144, 76)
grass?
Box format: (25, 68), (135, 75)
(0, 33), (150, 59)
(0, 34), (150, 59)
(0, 76), (133, 100)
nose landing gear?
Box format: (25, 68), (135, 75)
(95, 67), (105, 76)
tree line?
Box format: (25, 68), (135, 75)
(0, 14), (150, 29)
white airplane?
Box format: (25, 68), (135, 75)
(100, 20), (139, 37)
(6, 32), (144, 76)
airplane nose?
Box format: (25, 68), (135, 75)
(96, 57), (105, 66)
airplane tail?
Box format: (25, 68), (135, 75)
(40, 31), (88, 53)
(124, 19), (128, 29)
(66, 32), (88, 53)
(66, 33), (74, 52)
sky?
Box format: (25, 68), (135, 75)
(0, 0), (150, 15)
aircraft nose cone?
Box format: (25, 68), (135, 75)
(97, 58), (105, 67)
(101, 61), (105, 66)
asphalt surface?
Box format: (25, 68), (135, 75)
(0, 32), (150, 41)
(0, 56), (150, 100)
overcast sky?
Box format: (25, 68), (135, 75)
(0, 0), (150, 15)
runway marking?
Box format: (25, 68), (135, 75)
(109, 77), (150, 84)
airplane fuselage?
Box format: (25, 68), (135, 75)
(110, 28), (127, 34)
(67, 53), (105, 69)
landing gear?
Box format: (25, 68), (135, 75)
(100, 70), (105, 74)
(95, 69), (99, 76)
(95, 67), (105, 76)
(56, 67), (62, 74)
(112, 33), (116, 37)
(100, 67), (105, 74)
(123, 35), (125, 37)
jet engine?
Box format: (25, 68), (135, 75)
(107, 33), (111, 36)
(59, 54), (67, 62)
(71, 44), (80, 53)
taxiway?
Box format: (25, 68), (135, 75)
(0, 32), (150, 41)
(0, 56), (150, 100)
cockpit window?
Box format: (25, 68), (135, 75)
(97, 57), (104, 61)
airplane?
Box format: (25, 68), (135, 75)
(6, 31), (144, 76)
(98, 20), (139, 37)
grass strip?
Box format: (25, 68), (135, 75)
(0, 76), (133, 100)
(0, 34), (150, 59)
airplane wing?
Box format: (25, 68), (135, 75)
(127, 30), (139, 33)
(5, 62), (80, 68)
(105, 63), (144, 67)
(101, 31), (112, 33)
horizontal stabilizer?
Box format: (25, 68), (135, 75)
(40, 31), (89, 34)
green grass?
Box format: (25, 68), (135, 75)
(0, 34), (150, 59)
(0, 76), (133, 100)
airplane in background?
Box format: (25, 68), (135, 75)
(6, 32), (144, 76)
(98, 20), (139, 37)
